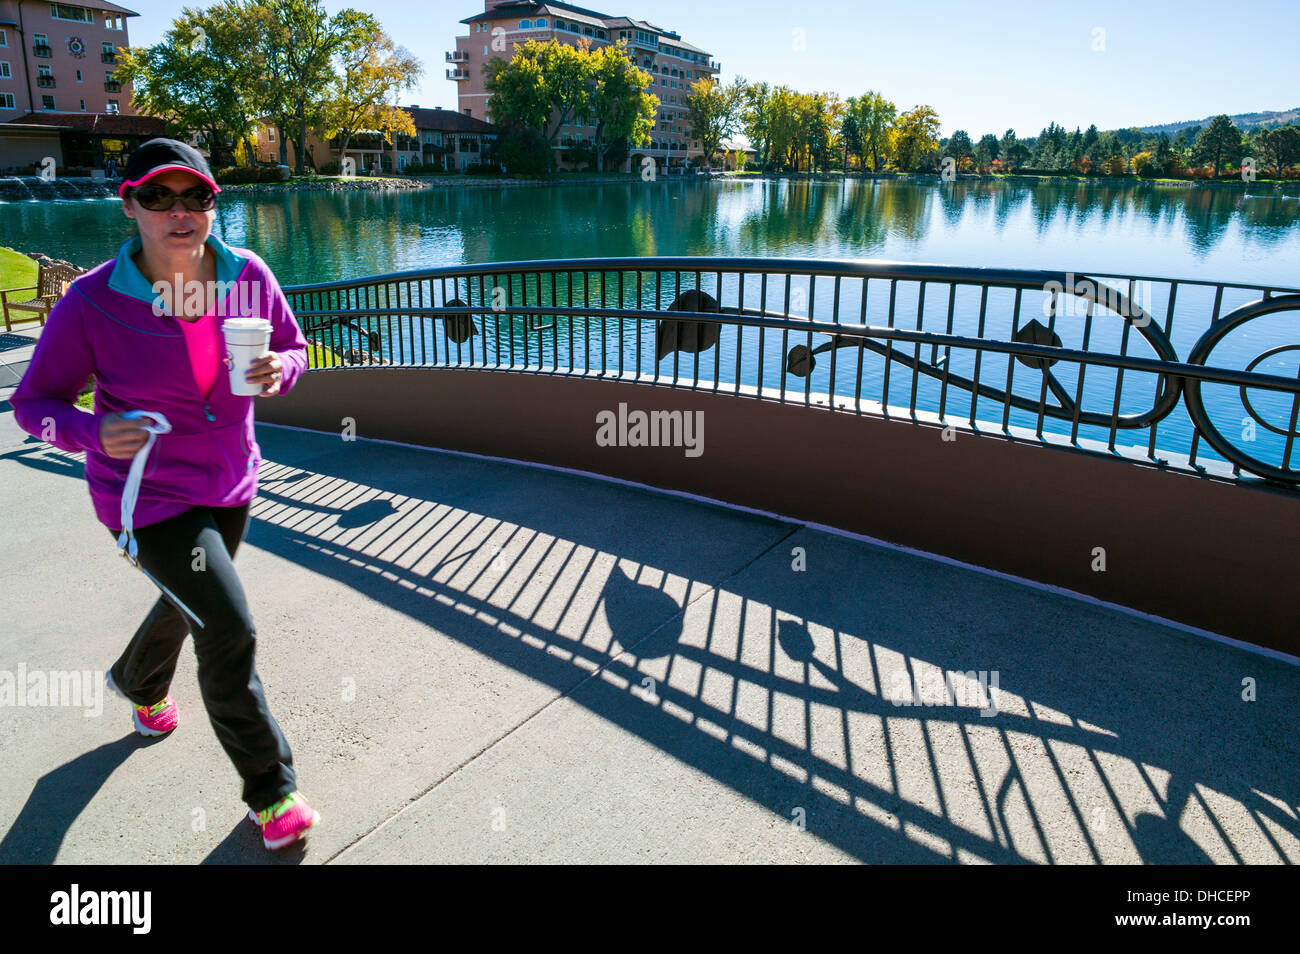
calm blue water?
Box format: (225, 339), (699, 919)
(4, 178), (1297, 476)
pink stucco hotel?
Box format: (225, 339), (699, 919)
(449, 0), (720, 172)
(0, 1), (162, 172)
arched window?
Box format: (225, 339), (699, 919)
(535, 18), (546, 28)
(584, 27), (592, 35)
(555, 19), (565, 29)
(519, 19), (531, 29)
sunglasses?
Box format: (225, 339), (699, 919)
(130, 184), (216, 212)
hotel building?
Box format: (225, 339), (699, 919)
(250, 106), (498, 174)
(0, 1), (161, 171)
(448, 0), (721, 172)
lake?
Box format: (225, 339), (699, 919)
(3, 177), (1298, 476)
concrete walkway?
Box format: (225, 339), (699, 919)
(1, 399), (1297, 864)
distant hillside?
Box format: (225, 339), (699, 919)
(1140, 108), (1300, 135)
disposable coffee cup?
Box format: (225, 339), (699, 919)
(223, 317), (273, 396)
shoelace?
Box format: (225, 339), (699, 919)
(142, 699), (170, 716)
(257, 793), (300, 825)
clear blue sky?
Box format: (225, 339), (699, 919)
(122, 0), (1299, 137)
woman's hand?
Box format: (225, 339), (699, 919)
(99, 413), (152, 459)
(245, 352), (284, 397)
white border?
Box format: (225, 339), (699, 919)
(258, 420), (1300, 668)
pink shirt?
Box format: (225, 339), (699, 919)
(176, 309), (221, 398)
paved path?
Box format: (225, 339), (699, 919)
(1, 406), (1296, 863)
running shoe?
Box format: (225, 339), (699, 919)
(249, 791), (320, 851)
(105, 670), (178, 736)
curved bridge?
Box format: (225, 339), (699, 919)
(271, 258), (1300, 648)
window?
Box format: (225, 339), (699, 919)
(556, 19), (565, 29)
(535, 18), (546, 27)
(0, 93), (15, 108)
(39, 65), (52, 77)
(597, 30), (605, 39)
(584, 27), (592, 35)
(42, 95), (55, 109)
(106, 100), (118, 113)
(76, 69), (82, 81)
(268, 127), (275, 140)
(483, 45), (488, 55)
(0, 62), (8, 78)
(519, 19), (530, 29)
(79, 99), (85, 110)
(51, 4), (94, 23)
(0, 30), (6, 47)
(34, 32), (50, 47)
(464, 107), (471, 116)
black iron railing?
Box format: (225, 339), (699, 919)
(283, 258), (1300, 487)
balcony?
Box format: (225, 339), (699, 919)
(101, 51), (117, 64)
(37, 76), (55, 88)
(708, 60), (721, 71)
(33, 44), (52, 57)
(445, 50), (469, 63)
(104, 81), (121, 92)
(446, 67), (469, 81)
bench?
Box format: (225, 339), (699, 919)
(1, 260), (84, 332)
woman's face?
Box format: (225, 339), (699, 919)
(121, 169), (216, 255)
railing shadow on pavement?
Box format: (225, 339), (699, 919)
(3, 439), (1297, 864)
(235, 448), (1300, 862)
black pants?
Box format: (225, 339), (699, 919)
(107, 503), (296, 813)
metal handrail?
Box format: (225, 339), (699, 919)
(284, 258), (1300, 487)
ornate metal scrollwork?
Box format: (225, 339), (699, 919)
(780, 275), (1183, 430)
(1183, 294), (1300, 484)
(442, 298), (478, 344)
(656, 289), (722, 360)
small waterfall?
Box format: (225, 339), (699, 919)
(18, 176), (57, 200)
(0, 175), (117, 201)
(0, 177), (35, 201)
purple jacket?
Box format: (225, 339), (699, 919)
(11, 232), (308, 532)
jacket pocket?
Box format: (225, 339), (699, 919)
(145, 429), (220, 502)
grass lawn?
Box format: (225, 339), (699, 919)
(0, 245), (37, 298)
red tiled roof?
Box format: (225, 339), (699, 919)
(2, 113), (167, 136)
(402, 107), (497, 134)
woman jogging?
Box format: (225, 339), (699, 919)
(11, 138), (319, 852)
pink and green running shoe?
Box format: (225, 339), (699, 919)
(249, 791), (320, 851)
(105, 670), (178, 736)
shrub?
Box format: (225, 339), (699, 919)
(496, 128), (550, 177)
(214, 166), (284, 184)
